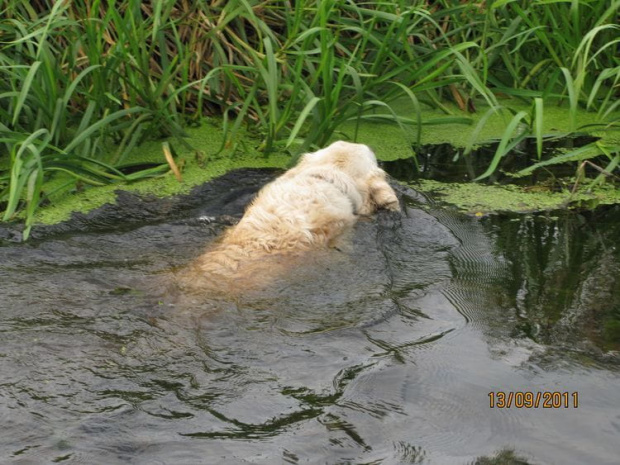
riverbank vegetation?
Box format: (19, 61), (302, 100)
(1, 0), (619, 237)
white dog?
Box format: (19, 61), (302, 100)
(181, 141), (399, 287)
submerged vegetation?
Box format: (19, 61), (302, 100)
(0, 0), (619, 237)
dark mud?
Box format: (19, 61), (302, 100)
(1, 169), (619, 464)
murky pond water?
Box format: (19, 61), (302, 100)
(1, 169), (619, 464)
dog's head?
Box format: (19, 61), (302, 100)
(297, 141), (400, 214)
(297, 141), (377, 177)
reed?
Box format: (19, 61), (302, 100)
(1, 0), (618, 236)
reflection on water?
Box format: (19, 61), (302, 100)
(380, 134), (601, 183)
(0, 170), (618, 464)
(490, 209), (620, 355)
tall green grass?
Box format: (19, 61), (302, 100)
(218, 1), (491, 155)
(431, 0), (620, 182)
(1, 0), (619, 238)
(0, 0), (210, 237)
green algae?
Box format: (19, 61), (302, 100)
(413, 179), (620, 215)
(338, 97), (620, 159)
(34, 123), (291, 225)
(344, 98), (619, 214)
(27, 98), (620, 226)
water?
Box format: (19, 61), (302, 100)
(381, 134), (601, 183)
(1, 169), (619, 464)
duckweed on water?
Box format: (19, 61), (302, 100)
(34, 122), (290, 225)
(339, 98), (620, 157)
(414, 180), (620, 214)
(32, 101), (620, 225)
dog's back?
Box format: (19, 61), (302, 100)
(193, 168), (359, 275)
(178, 141), (399, 290)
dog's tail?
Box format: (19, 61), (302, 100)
(173, 241), (254, 294)
(194, 241), (252, 277)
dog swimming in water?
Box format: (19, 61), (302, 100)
(179, 141), (399, 288)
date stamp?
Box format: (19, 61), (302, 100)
(489, 391), (578, 409)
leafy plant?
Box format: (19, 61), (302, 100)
(1, 0), (619, 236)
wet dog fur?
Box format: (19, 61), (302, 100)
(178, 141), (399, 288)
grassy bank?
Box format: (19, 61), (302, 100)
(1, 0), (619, 237)
(30, 100), (620, 226)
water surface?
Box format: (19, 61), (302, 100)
(1, 170), (618, 464)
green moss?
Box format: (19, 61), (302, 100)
(34, 123), (291, 225)
(338, 97), (620, 159)
(414, 179), (620, 214)
(29, 99), (620, 225)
